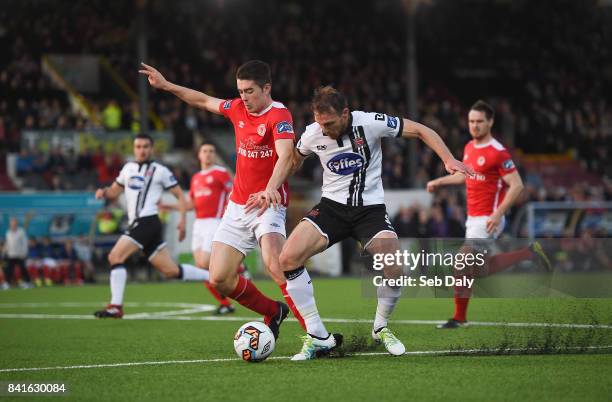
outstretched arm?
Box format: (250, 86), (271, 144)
(95, 181), (124, 201)
(139, 63), (224, 115)
(401, 118), (474, 177)
(426, 173), (466, 193)
(160, 197), (195, 212)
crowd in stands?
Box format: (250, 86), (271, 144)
(1, 1), (610, 205)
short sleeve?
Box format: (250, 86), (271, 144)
(115, 165), (127, 187)
(296, 136), (314, 157)
(497, 150), (517, 177)
(161, 165), (179, 190)
(367, 112), (403, 138)
(271, 109), (295, 141)
(218, 98), (238, 119)
(188, 176), (195, 199)
(220, 171), (232, 191)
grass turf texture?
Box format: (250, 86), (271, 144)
(0, 279), (611, 402)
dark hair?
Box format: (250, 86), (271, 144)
(134, 133), (154, 145)
(470, 100), (495, 120)
(311, 85), (348, 115)
(236, 60), (271, 89)
(199, 142), (216, 150)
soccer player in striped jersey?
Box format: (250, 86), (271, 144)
(93, 134), (212, 318)
(247, 86), (473, 359)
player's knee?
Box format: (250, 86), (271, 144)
(210, 277), (232, 294)
(278, 250), (301, 270)
(107, 251), (123, 266)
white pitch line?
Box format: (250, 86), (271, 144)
(1, 345), (611, 374)
(1, 303), (610, 328)
(0, 313), (611, 329)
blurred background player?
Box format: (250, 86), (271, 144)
(139, 60), (305, 338)
(93, 134), (211, 318)
(3, 217), (32, 289)
(269, 86), (473, 359)
(162, 142), (248, 315)
(427, 100), (551, 329)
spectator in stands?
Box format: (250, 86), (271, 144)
(76, 148), (94, 171)
(47, 146), (67, 173)
(102, 99), (122, 130)
(392, 206), (416, 238)
(3, 217), (32, 288)
(427, 205), (448, 237)
(16, 148), (34, 176)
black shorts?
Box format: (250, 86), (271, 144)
(302, 197), (396, 248)
(123, 215), (165, 258)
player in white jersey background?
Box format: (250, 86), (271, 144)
(93, 134), (211, 318)
(247, 86), (474, 359)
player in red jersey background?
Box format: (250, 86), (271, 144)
(162, 143), (246, 314)
(427, 100), (551, 328)
(140, 61), (305, 338)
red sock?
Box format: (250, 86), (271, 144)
(453, 297), (470, 322)
(28, 266), (39, 280)
(487, 247), (533, 275)
(50, 269), (60, 283)
(228, 276), (278, 318)
(60, 264), (69, 284)
(204, 281), (231, 307)
(453, 283), (472, 322)
(280, 282), (306, 330)
(42, 266), (51, 280)
(74, 262), (83, 281)
(14, 266), (22, 282)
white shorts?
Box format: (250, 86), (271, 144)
(213, 200), (287, 256)
(191, 218), (221, 253)
(465, 215), (505, 239)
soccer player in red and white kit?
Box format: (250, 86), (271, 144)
(139, 60), (305, 338)
(162, 143), (242, 314)
(427, 100), (551, 329)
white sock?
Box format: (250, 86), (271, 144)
(285, 267), (329, 338)
(110, 266), (127, 306)
(373, 284), (401, 332)
(180, 264), (210, 281)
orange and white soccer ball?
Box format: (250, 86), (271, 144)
(233, 321), (275, 362)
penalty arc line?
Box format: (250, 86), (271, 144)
(1, 345), (611, 373)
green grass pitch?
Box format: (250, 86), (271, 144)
(0, 278), (611, 401)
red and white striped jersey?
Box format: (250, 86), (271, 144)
(189, 165), (232, 219)
(463, 138), (517, 217)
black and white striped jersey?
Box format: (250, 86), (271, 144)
(297, 111), (403, 206)
(115, 160), (178, 223)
